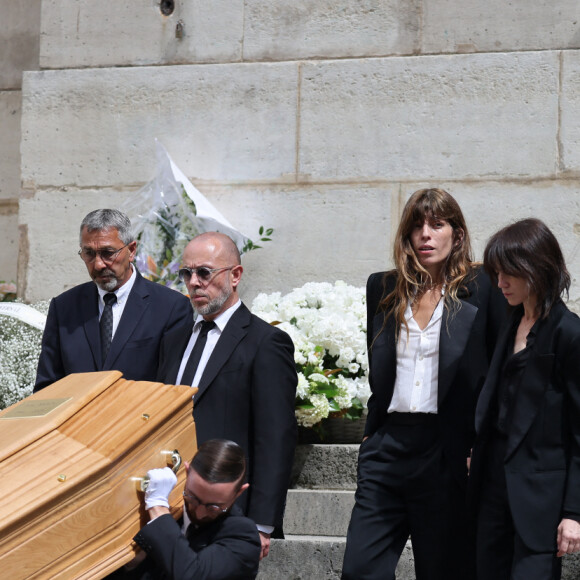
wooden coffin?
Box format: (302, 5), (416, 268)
(0, 371), (197, 579)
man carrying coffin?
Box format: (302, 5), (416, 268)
(34, 209), (191, 390)
(111, 439), (261, 580)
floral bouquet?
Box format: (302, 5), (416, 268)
(122, 141), (273, 290)
(252, 281), (370, 429)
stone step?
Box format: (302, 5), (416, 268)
(284, 444), (580, 579)
(284, 489), (355, 536)
(291, 444), (359, 490)
(256, 536), (415, 580)
(258, 536), (580, 579)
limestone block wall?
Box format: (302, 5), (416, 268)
(17, 0), (580, 308)
(0, 0), (41, 283)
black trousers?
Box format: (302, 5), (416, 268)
(476, 435), (562, 580)
(342, 414), (473, 580)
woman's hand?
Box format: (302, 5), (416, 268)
(557, 518), (580, 556)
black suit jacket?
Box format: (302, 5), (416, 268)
(128, 507), (261, 580)
(34, 271), (192, 390)
(365, 267), (506, 484)
(157, 303), (298, 530)
(470, 301), (580, 552)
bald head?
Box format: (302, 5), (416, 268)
(187, 232), (241, 267)
(181, 232), (243, 320)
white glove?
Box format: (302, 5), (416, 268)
(144, 467), (178, 510)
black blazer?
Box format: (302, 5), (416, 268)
(34, 271), (192, 391)
(157, 303), (298, 531)
(365, 267), (506, 484)
(470, 301), (580, 552)
(130, 507), (261, 580)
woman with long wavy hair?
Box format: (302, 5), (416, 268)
(342, 188), (505, 580)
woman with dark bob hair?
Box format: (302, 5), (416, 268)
(470, 218), (580, 579)
(342, 188), (505, 580)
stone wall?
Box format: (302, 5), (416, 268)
(0, 0), (41, 285)
(10, 0), (580, 306)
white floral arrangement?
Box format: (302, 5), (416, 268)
(252, 281), (370, 428)
(0, 301), (50, 410)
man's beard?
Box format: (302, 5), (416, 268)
(191, 286), (231, 317)
(93, 268), (120, 292)
(185, 505), (226, 528)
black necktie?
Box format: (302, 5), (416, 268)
(100, 292), (117, 365)
(180, 321), (216, 385)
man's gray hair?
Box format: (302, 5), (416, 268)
(79, 209), (134, 245)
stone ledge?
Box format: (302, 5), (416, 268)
(291, 444), (359, 490)
(259, 536), (580, 579)
(284, 489), (355, 536)
(257, 536), (415, 580)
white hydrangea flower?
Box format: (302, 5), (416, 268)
(251, 281), (371, 428)
(296, 372), (310, 399)
(0, 301), (50, 410)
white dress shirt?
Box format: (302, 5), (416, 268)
(97, 265), (137, 339)
(175, 299), (242, 387)
(388, 295), (444, 414)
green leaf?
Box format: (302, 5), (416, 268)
(328, 400), (341, 412)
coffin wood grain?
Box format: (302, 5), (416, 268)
(0, 371), (197, 579)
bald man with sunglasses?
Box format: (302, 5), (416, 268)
(34, 209), (192, 391)
(156, 232), (297, 560)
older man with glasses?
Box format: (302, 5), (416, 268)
(109, 439), (261, 580)
(156, 231), (297, 561)
(34, 208), (192, 391)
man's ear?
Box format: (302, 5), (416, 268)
(184, 461), (190, 475)
(235, 482), (250, 500)
(128, 240), (138, 261)
(229, 264), (243, 288)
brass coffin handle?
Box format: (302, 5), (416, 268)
(134, 449), (182, 492)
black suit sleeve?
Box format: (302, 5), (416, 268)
(246, 326), (297, 529)
(559, 321), (580, 519)
(160, 289), (193, 335)
(34, 298), (63, 391)
(133, 513), (261, 580)
(364, 272), (395, 438)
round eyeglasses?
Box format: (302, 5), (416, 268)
(182, 490), (229, 515)
(178, 266), (234, 284)
(78, 243), (130, 264)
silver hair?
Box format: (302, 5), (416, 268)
(79, 209), (134, 245)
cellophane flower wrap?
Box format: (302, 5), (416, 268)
(252, 281), (370, 428)
(122, 140), (270, 290)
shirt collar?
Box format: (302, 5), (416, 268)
(97, 264), (136, 306)
(194, 299), (242, 332)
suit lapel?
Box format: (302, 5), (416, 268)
(437, 296), (478, 405)
(504, 303), (564, 459)
(194, 304), (251, 403)
(475, 312), (515, 433)
(81, 283), (102, 368)
(370, 310), (398, 407)
(168, 328), (194, 384)
(104, 272), (149, 369)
